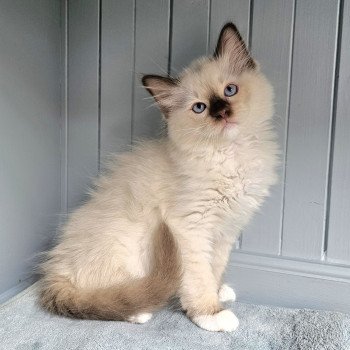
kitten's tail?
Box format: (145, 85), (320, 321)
(39, 223), (181, 320)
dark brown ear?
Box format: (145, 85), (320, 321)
(142, 75), (178, 117)
(214, 22), (255, 70)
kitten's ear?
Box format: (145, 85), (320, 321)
(142, 75), (177, 117)
(214, 22), (255, 70)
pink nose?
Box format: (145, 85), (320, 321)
(215, 109), (230, 119)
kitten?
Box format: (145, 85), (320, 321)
(39, 23), (278, 332)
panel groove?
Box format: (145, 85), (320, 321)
(323, 0), (344, 258)
(248, 0), (253, 49)
(279, 0), (296, 256)
(60, 0), (68, 216)
(97, 0), (102, 171)
(130, 0), (136, 143)
(167, 0), (173, 75)
(65, 0), (70, 213)
(206, 0), (211, 54)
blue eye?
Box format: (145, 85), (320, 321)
(224, 84), (238, 97)
(192, 102), (206, 114)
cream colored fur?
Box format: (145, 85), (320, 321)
(40, 23), (278, 332)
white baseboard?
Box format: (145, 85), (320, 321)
(227, 251), (350, 313)
(231, 251), (350, 282)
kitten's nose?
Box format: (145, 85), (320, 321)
(209, 96), (231, 120)
(214, 108), (230, 120)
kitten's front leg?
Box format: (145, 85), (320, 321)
(212, 235), (237, 303)
(176, 230), (239, 332)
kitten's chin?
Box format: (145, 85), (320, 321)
(219, 120), (240, 140)
(223, 121), (237, 129)
(217, 118), (238, 130)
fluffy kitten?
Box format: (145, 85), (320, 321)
(40, 23), (278, 332)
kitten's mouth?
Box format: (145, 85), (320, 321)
(221, 117), (237, 128)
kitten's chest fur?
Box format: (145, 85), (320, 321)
(174, 138), (277, 225)
(207, 145), (270, 207)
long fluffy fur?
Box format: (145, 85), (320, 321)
(40, 222), (180, 320)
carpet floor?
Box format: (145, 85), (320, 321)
(0, 283), (349, 350)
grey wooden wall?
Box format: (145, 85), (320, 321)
(0, 0), (61, 301)
(61, 0), (350, 311)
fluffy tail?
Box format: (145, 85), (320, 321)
(39, 223), (181, 320)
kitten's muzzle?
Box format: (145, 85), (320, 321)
(209, 97), (232, 120)
(212, 108), (231, 120)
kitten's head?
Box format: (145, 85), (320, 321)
(143, 23), (273, 148)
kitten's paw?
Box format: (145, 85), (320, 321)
(218, 284), (236, 302)
(127, 312), (153, 324)
(191, 309), (239, 332)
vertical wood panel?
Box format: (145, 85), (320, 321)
(281, 0), (340, 260)
(210, 0), (251, 250)
(241, 0), (294, 254)
(327, 0), (350, 265)
(100, 0), (134, 160)
(132, 0), (170, 140)
(67, 0), (100, 210)
(61, 0), (68, 215)
(209, 0), (251, 52)
(0, 0), (61, 294)
(171, 0), (209, 75)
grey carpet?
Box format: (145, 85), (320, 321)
(1, 283), (349, 350)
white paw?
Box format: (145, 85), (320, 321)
(219, 284), (236, 302)
(127, 312), (153, 324)
(192, 309), (239, 332)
